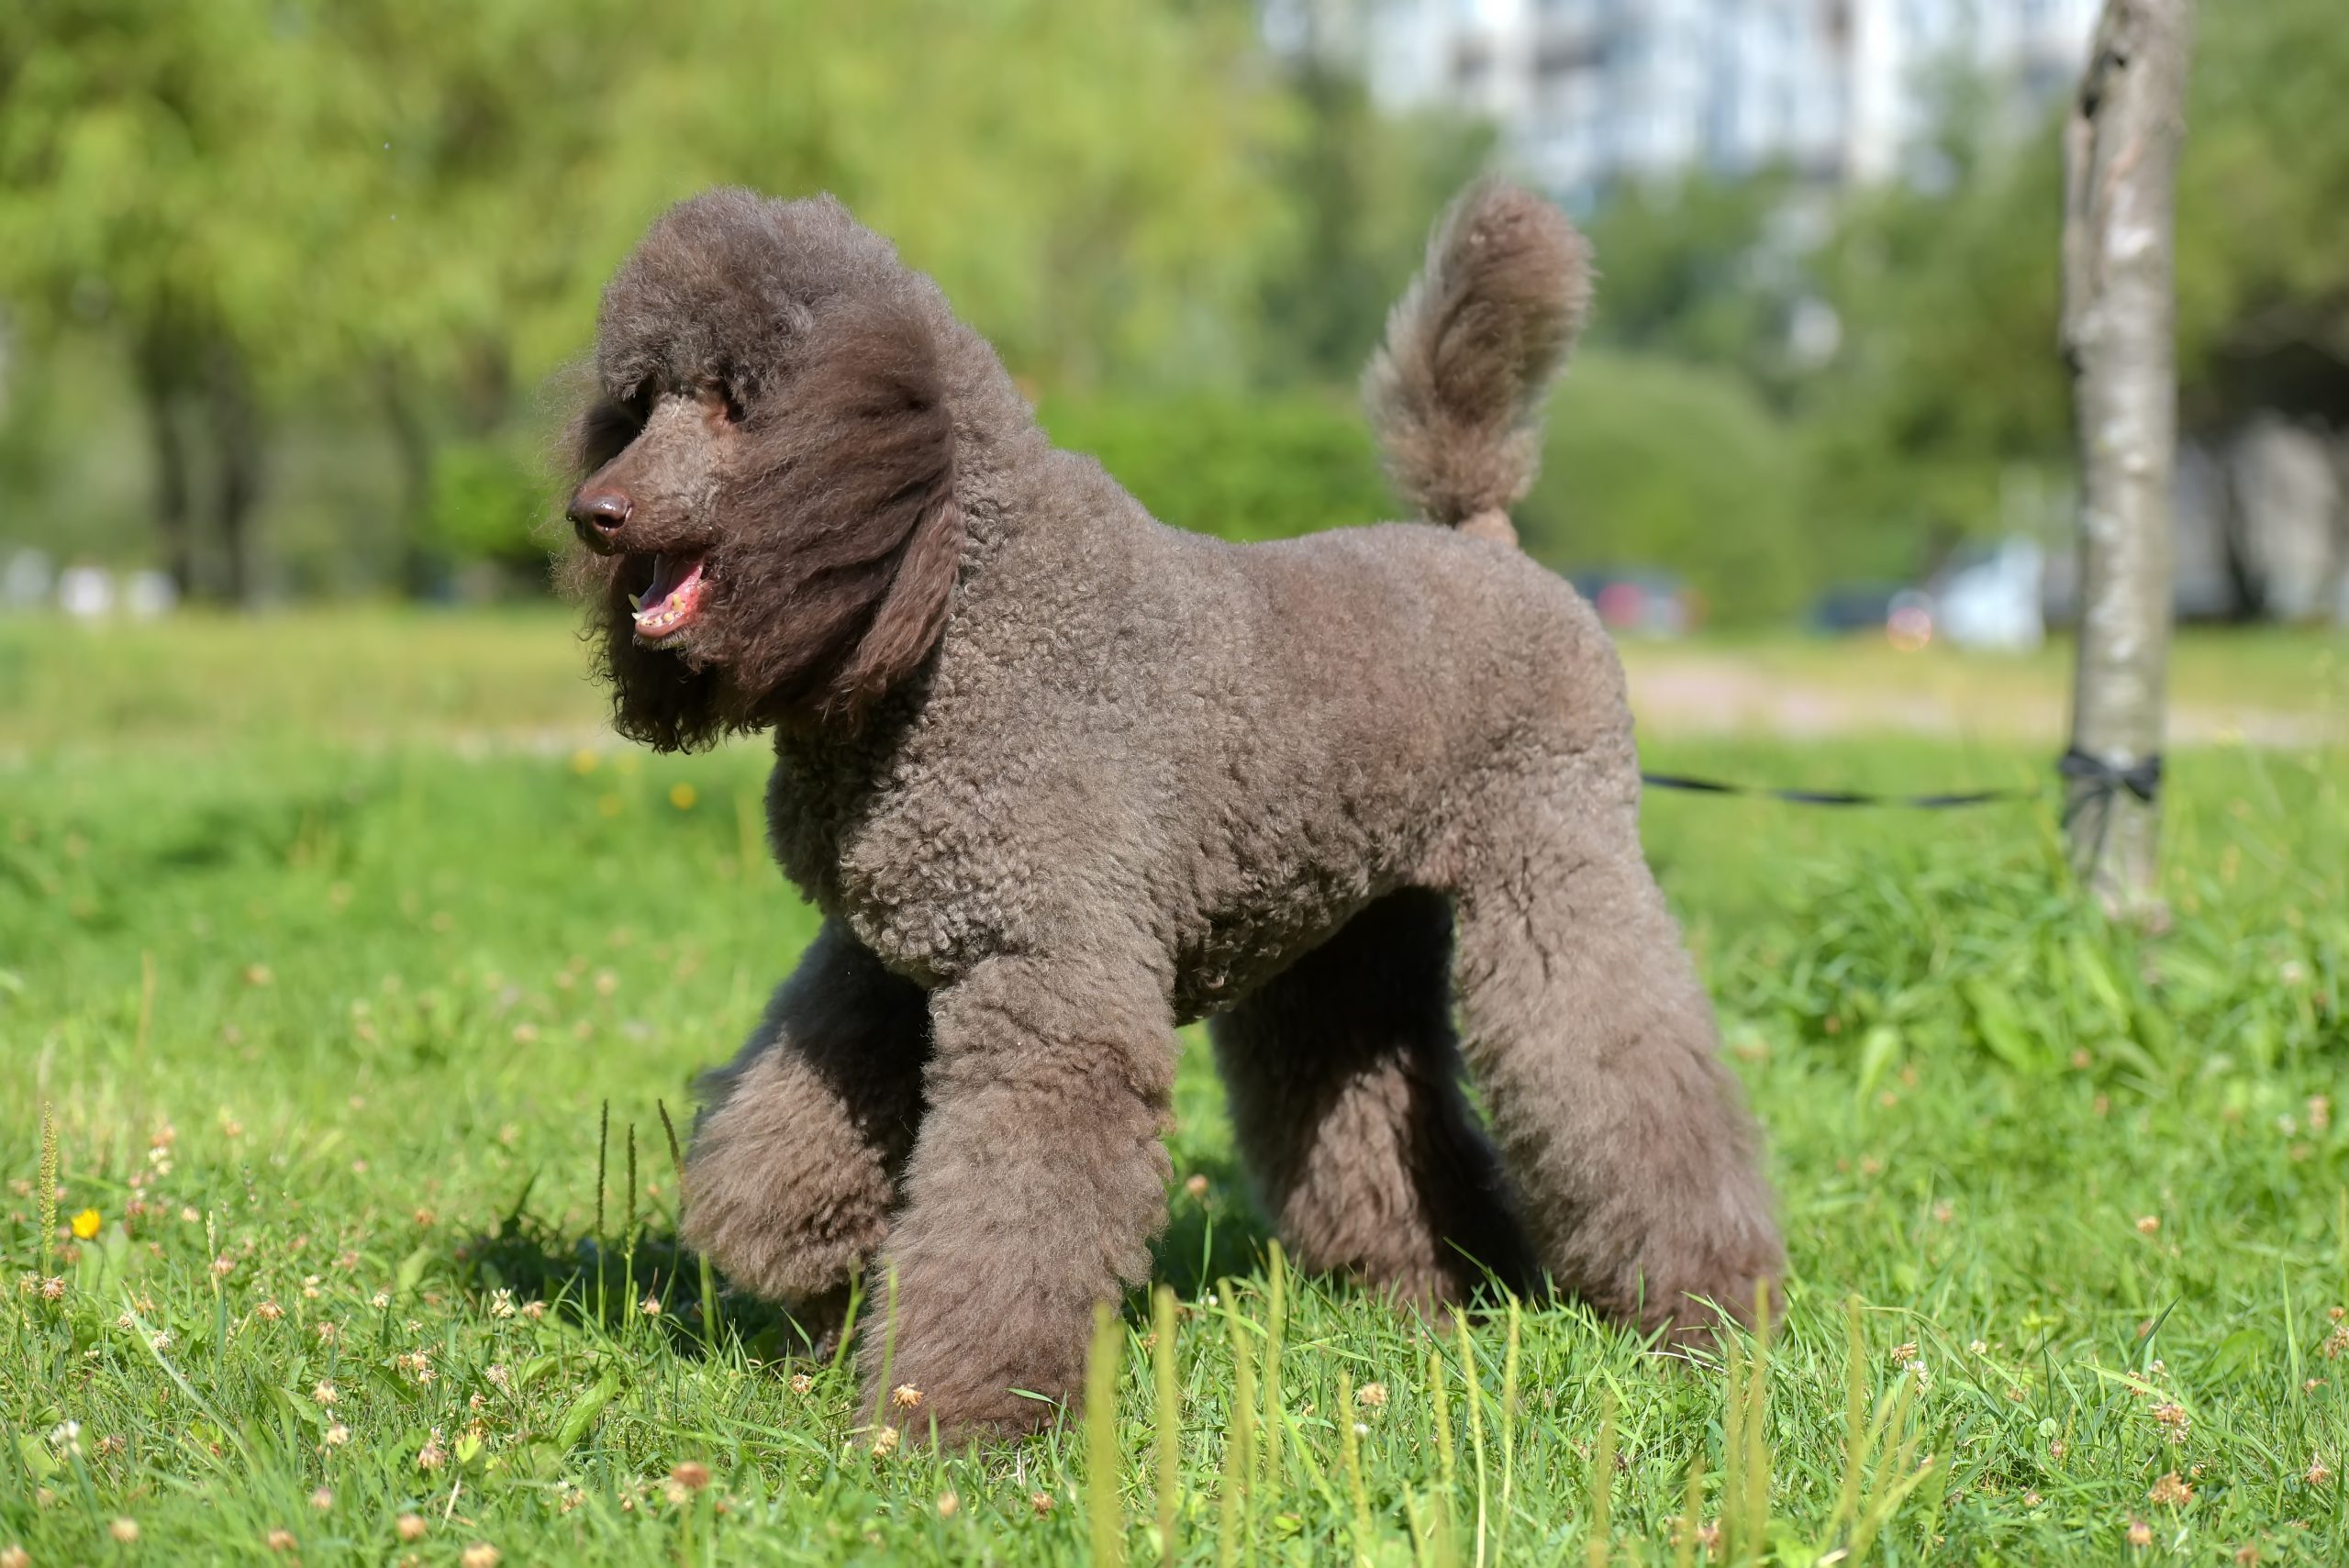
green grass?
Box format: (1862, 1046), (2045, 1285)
(3, 616), (2347, 1564)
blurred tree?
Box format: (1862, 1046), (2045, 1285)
(1579, 170), (1803, 393)
(2060, 0), (2193, 912)
(0, 0), (1298, 593)
(6, 0), (2336, 606)
(319, 0), (639, 591)
(0, 0), (347, 599)
(1572, 0), (2346, 589)
(1519, 351), (1809, 623)
(2174, 0), (2349, 425)
(1251, 58), (1491, 384)
(1802, 130), (2072, 562)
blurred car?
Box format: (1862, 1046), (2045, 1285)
(1807, 537), (2046, 651)
(1930, 539), (2044, 651)
(1567, 570), (1698, 638)
(1807, 582), (1906, 636)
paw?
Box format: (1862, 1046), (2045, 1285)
(679, 1144), (888, 1306)
(1633, 1234), (1785, 1354)
(862, 1321), (1089, 1447)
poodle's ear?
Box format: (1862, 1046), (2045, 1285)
(716, 293), (964, 722)
(831, 472), (962, 716)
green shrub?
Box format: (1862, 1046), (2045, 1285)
(1038, 387), (1397, 543)
(1522, 350), (1812, 623)
(1040, 362), (1820, 626)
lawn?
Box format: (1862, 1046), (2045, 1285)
(2, 612), (2345, 1565)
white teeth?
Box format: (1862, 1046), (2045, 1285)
(628, 592), (642, 610)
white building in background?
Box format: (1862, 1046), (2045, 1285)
(1271, 0), (2102, 209)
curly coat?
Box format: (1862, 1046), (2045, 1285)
(562, 181), (1783, 1442)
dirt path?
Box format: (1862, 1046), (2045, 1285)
(1622, 651), (2341, 747)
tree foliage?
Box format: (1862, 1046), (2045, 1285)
(1590, 0), (2348, 590)
(0, 0), (1301, 594)
(1, 0), (2342, 614)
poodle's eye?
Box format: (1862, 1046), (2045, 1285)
(577, 398), (645, 471)
(712, 379), (746, 426)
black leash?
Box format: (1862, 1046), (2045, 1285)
(1640, 747), (2163, 811)
(1638, 772), (2034, 808)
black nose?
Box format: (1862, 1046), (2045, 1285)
(567, 489), (632, 544)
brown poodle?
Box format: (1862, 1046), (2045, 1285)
(561, 180), (1783, 1441)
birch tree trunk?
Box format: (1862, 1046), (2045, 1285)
(2060, 0), (2194, 914)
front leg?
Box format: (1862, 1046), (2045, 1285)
(867, 953), (1175, 1440)
(682, 921), (930, 1348)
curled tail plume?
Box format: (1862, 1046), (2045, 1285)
(1362, 179), (1592, 546)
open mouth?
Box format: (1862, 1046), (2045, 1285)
(629, 553), (709, 640)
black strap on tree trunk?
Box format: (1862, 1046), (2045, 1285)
(2054, 747), (2165, 805)
(2053, 746), (2165, 870)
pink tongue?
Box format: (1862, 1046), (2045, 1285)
(640, 554), (696, 612)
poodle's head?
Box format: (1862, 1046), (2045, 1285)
(560, 189), (963, 751)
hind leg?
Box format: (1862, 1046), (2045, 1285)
(1210, 889), (1537, 1305)
(1447, 765), (1782, 1343)
(682, 921), (930, 1347)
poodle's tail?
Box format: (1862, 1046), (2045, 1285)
(1362, 179), (1592, 546)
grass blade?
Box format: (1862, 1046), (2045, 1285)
(1086, 1302), (1127, 1568)
(37, 1103), (57, 1281)
(1584, 1388), (1617, 1568)
(1217, 1281), (1255, 1565)
(1262, 1242), (1286, 1496)
(1676, 1447), (1705, 1568)
(1340, 1369), (1374, 1565)
(1153, 1285), (1181, 1564)
(1453, 1313), (1488, 1568)
(1499, 1298), (1521, 1565)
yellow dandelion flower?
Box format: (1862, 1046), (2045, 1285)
(70, 1209), (102, 1240)
(571, 749), (600, 775)
(668, 782), (698, 810)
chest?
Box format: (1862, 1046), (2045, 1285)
(763, 728), (1050, 988)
